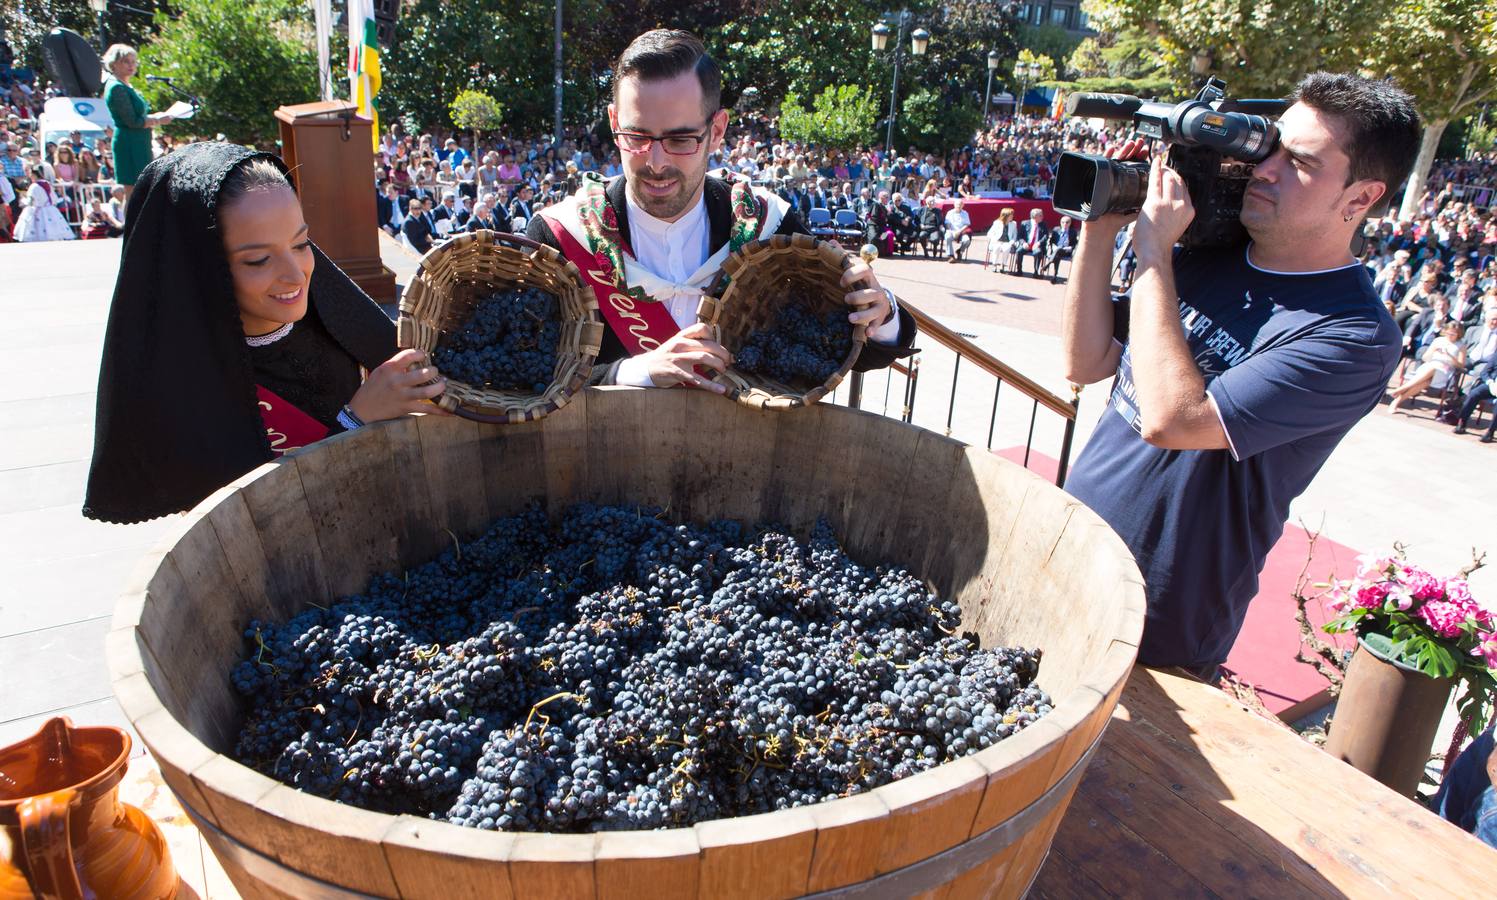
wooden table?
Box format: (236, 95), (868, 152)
(121, 666), (1494, 898)
(933, 197), (1057, 231)
(1032, 667), (1495, 898)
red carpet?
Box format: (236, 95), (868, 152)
(999, 447), (1354, 718)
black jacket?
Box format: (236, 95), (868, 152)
(1048, 224), (1078, 254)
(402, 214), (434, 253)
(527, 175), (916, 372)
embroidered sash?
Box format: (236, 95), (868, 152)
(255, 384), (329, 456)
(539, 173), (781, 354)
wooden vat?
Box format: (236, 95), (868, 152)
(108, 387), (1145, 899)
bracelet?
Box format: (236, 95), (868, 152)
(881, 288), (899, 326)
(336, 405), (366, 430)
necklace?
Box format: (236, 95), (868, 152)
(245, 322), (294, 347)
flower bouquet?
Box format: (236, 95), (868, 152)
(1325, 552), (1497, 734)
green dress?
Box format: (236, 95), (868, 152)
(104, 76), (152, 186)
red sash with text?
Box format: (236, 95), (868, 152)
(542, 217), (682, 356)
(255, 385), (329, 456)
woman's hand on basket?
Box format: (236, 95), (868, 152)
(348, 349), (450, 422)
(637, 322), (731, 394)
(840, 260), (893, 329)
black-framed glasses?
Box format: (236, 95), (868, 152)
(613, 114), (718, 156)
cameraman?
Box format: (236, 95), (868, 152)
(1060, 73), (1420, 677)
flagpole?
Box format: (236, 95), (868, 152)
(314, 0), (333, 102)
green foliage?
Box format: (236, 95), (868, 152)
(1015, 48), (1057, 83)
(449, 89), (506, 145)
(900, 88), (983, 154)
(1361, 0), (1497, 125)
(1065, 29), (1173, 97)
(1, 0), (165, 73)
(1086, 0), (1381, 97)
(777, 84), (878, 150)
(1469, 117), (1497, 155)
(135, 0), (317, 146)
(1019, 24), (1082, 77)
(720, 0), (1018, 151)
(1358, 0), (1497, 216)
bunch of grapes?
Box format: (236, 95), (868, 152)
(733, 293), (854, 387)
(430, 286), (559, 392)
(231, 503), (1051, 832)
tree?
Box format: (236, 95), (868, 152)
(1359, 0), (1497, 219)
(1019, 24), (1081, 77)
(449, 89), (505, 151)
(2, 0), (165, 73)
(777, 84), (878, 150)
(1085, 0), (1382, 97)
(900, 87), (983, 152)
(1060, 30), (1175, 99)
(135, 0), (317, 146)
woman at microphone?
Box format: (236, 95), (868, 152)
(101, 44), (169, 199)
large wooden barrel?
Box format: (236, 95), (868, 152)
(108, 388), (1144, 899)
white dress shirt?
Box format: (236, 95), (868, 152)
(614, 188), (903, 387)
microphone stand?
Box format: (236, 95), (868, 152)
(146, 77), (202, 112)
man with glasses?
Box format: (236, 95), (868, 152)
(1, 142), (24, 181)
(528, 29), (912, 389)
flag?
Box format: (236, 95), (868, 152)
(347, 0), (381, 150)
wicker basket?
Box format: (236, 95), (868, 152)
(398, 230), (604, 423)
(698, 232), (868, 410)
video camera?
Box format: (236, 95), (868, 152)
(1052, 78), (1289, 249)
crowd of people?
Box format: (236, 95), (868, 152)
(2, 41), (136, 242)
(370, 110), (1124, 262)
(1358, 168), (1497, 439)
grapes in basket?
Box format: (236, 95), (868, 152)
(431, 286), (559, 393)
(231, 503), (1052, 833)
(733, 292), (853, 386)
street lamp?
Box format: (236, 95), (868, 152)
(982, 50), (1000, 126)
(870, 10), (929, 155)
(1013, 60), (1039, 118)
(89, 0), (107, 52)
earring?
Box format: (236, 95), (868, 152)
(1344, 214), (1353, 222)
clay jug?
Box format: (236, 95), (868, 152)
(0, 717), (178, 900)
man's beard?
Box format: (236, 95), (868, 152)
(627, 163), (704, 220)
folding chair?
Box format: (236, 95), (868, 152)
(833, 208), (863, 242)
(807, 207), (836, 239)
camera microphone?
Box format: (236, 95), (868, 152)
(145, 74), (175, 83)
(1064, 93), (1144, 120)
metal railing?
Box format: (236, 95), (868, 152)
(836, 301), (1081, 487)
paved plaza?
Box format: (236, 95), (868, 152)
(1, 234), (1492, 750)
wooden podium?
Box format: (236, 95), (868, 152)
(275, 100), (396, 304)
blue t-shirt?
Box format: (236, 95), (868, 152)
(1064, 244), (1401, 669)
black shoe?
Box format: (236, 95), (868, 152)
(1482, 434), (1494, 444)
(1454, 423), (1468, 434)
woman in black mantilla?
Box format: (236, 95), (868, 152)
(84, 142), (447, 524)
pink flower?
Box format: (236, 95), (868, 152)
(595, 252), (614, 277)
(1383, 585), (1414, 612)
(1399, 564), (1444, 601)
(1326, 589), (1353, 616)
(1473, 632), (1497, 670)
(1356, 554), (1397, 579)
(1443, 577), (1473, 607)
(1418, 600), (1467, 639)
(1352, 580), (1390, 609)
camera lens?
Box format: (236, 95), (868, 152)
(1053, 153), (1149, 220)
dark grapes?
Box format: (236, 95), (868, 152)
(733, 292), (854, 387)
(231, 503), (1051, 832)
(431, 286), (559, 392)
